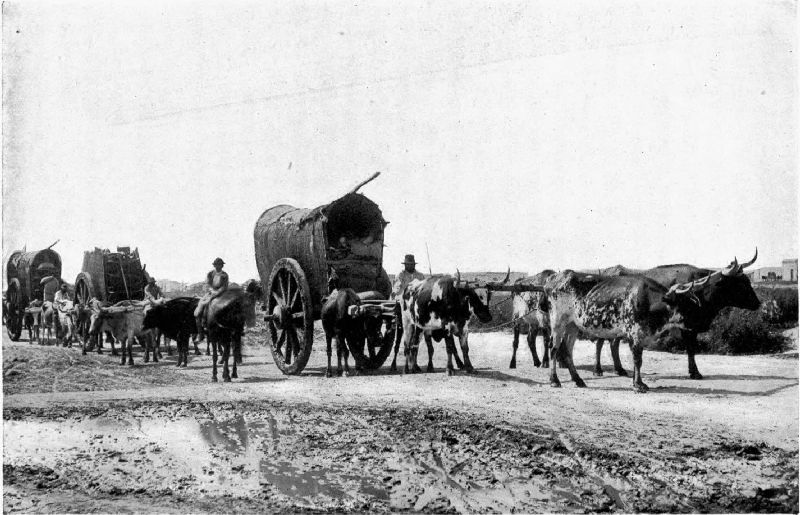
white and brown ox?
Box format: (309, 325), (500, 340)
(88, 300), (158, 365)
(399, 273), (493, 375)
(592, 250), (760, 379)
(545, 270), (694, 393)
(509, 269), (555, 369)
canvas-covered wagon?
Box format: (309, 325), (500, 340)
(5, 246), (62, 340)
(253, 173), (396, 374)
(73, 246), (149, 307)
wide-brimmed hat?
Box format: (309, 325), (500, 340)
(402, 254), (417, 265)
(213, 257), (225, 266)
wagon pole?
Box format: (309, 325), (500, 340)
(347, 171), (381, 195)
(117, 255), (130, 300)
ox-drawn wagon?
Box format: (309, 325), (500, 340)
(5, 245), (62, 341)
(254, 173), (397, 374)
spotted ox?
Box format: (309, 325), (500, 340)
(545, 271), (690, 393)
(400, 275), (492, 375)
(509, 269), (555, 369)
(593, 250), (760, 379)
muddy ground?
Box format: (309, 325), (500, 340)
(3, 328), (799, 513)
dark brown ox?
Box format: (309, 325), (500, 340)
(545, 271), (689, 393)
(203, 284), (259, 382)
(593, 250), (760, 379)
(399, 274), (492, 375)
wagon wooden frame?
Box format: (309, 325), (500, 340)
(253, 173), (397, 374)
(4, 246), (62, 341)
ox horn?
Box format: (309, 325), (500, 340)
(674, 280), (694, 294)
(456, 268), (462, 285)
(741, 248), (758, 269)
(693, 273), (711, 286)
(721, 257), (739, 276)
(501, 267), (511, 285)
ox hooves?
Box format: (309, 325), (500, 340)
(533, 361), (542, 368)
(426, 365), (435, 373)
(633, 382), (649, 393)
(509, 361), (516, 369)
(465, 367), (476, 375)
(689, 371), (704, 380)
(446, 368), (455, 377)
(231, 372), (238, 379)
(82, 350), (87, 356)
(616, 369), (629, 377)
(593, 369), (604, 377)
(223, 377), (231, 383)
(212, 376), (218, 382)
(550, 380), (561, 388)
(181, 363), (188, 368)
(205, 351), (211, 356)
(574, 378), (587, 388)
(325, 370), (333, 378)
(389, 363), (397, 372)
(454, 361), (465, 370)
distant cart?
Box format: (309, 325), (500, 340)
(73, 246), (149, 307)
(253, 173), (396, 374)
(5, 246), (62, 340)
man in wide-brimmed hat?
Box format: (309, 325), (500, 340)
(194, 257), (229, 342)
(392, 254), (425, 299)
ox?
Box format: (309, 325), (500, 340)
(56, 300), (76, 348)
(545, 271), (690, 393)
(321, 287), (361, 377)
(400, 274), (492, 375)
(24, 300), (42, 344)
(204, 284), (259, 382)
(88, 300), (152, 366)
(143, 297), (199, 368)
(509, 269), (555, 369)
(593, 250), (760, 379)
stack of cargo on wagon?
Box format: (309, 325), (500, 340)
(73, 246), (148, 307)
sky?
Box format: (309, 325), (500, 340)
(2, 0), (797, 286)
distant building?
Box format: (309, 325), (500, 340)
(782, 259), (797, 283)
(157, 279), (188, 293)
(746, 258), (798, 283)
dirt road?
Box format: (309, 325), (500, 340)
(4, 329), (798, 513)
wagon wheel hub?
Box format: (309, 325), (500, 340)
(272, 304), (292, 329)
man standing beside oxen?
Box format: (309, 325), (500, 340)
(392, 254), (424, 300)
(194, 257), (229, 342)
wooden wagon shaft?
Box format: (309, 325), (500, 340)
(484, 283), (546, 293)
(98, 304), (145, 314)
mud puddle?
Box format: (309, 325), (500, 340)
(4, 400), (799, 513)
(4, 412), (388, 507)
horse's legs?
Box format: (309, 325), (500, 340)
(211, 331), (218, 382)
(222, 334), (231, 382)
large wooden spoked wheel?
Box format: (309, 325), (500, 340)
(351, 309), (398, 370)
(266, 258), (313, 375)
(6, 279), (23, 341)
(74, 273), (95, 347)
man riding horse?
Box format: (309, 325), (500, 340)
(194, 257), (229, 342)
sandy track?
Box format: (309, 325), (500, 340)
(3, 330), (798, 512)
